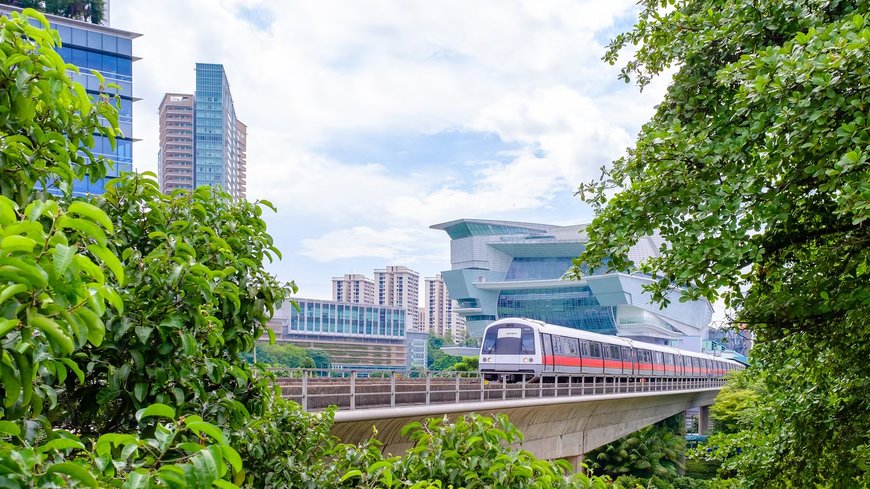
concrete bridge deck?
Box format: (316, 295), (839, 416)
(274, 369), (724, 460)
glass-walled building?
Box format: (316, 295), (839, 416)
(0, 6), (140, 196)
(431, 219), (713, 346)
(193, 63), (246, 200)
(269, 298), (408, 370)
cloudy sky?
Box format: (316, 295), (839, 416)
(110, 0), (669, 301)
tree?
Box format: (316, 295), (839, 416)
(575, 0), (870, 485)
(588, 414), (686, 481)
(6, 0), (105, 24)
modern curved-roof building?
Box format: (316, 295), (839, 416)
(431, 219), (712, 345)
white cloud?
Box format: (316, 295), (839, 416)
(110, 1), (663, 294)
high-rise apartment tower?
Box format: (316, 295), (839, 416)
(332, 274), (376, 304)
(375, 266), (420, 330)
(158, 94), (194, 192)
(424, 274), (466, 343)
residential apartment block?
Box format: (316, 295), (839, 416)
(424, 274), (466, 343)
(375, 266), (420, 331)
(332, 274), (376, 304)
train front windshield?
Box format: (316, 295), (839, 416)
(481, 325), (536, 355)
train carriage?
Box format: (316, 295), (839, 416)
(479, 318), (743, 381)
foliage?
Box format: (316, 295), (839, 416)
(575, 0), (870, 485)
(589, 414), (685, 481)
(707, 370), (762, 435)
(426, 333), (461, 371)
(248, 342), (331, 369)
(0, 10), (300, 487)
(230, 395), (337, 488)
(6, 0), (105, 24)
(448, 356), (479, 372)
(333, 413), (614, 489)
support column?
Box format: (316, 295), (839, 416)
(699, 405), (710, 435)
(558, 455), (583, 474)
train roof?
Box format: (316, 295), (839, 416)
(485, 318), (742, 366)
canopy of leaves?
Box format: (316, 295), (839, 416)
(6, 1), (105, 24)
(588, 414), (686, 481)
(248, 342), (331, 369)
(576, 0), (870, 485)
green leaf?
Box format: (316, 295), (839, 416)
(341, 469), (363, 481)
(59, 358), (85, 384)
(57, 216), (107, 246)
(75, 306), (106, 347)
(133, 382), (148, 403)
(87, 244), (124, 286)
(221, 445), (243, 474)
(30, 315), (74, 355)
(0, 420), (20, 436)
(1, 235), (37, 253)
(39, 438), (86, 453)
(135, 403), (176, 421)
(53, 244), (75, 277)
(45, 462), (98, 488)
(185, 420), (225, 444)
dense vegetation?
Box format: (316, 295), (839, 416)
(589, 414), (686, 481)
(247, 342), (330, 369)
(575, 0), (870, 486)
(0, 11), (619, 487)
(5, 0), (105, 24)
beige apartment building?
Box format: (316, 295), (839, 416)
(424, 274), (466, 343)
(158, 93), (194, 193)
(332, 273), (376, 304)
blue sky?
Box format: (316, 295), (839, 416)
(112, 0), (672, 301)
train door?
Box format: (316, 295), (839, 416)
(541, 333), (555, 373)
(622, 346), (633, 375)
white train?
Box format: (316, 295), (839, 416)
(479, 318), (743, 381)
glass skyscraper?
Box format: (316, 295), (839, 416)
(192, 63), (246, 200)
(0, 5), (139, 196)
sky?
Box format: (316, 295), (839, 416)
(109, 0), (672, 302)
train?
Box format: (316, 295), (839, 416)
(479, 318), (743, 381)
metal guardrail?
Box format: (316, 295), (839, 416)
(271, 369), (726, 412)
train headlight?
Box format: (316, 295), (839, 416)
(481, 356), (493, 363)
(522, 357), (534, 363)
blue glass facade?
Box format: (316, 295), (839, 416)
(274, 298), (409, 370)
(504, 257), (575, 281)
(193, 64), (245, 199)
(286, 300), (406, 339)
(50, 19), (137, 196)
(496, 286), (617, 334)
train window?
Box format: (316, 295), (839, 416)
(567, 338), (580, 356)
(622, 347), (632, 362)
(589, 342), (601, 358)
(481, 325), (535, 355)
(581, 341), (590, 356)
(610, 345), (621, 359)
(482, 333), (496, 354)
(520, 328), (535, 354)
(552, 336), (564, 355)
(654, 352), (663, 365)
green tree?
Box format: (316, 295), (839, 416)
(575, 0), (870, 485)
(6, 0), (105, 24)
(588, 414), (686, 482)
(426, 333), (460, 370)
